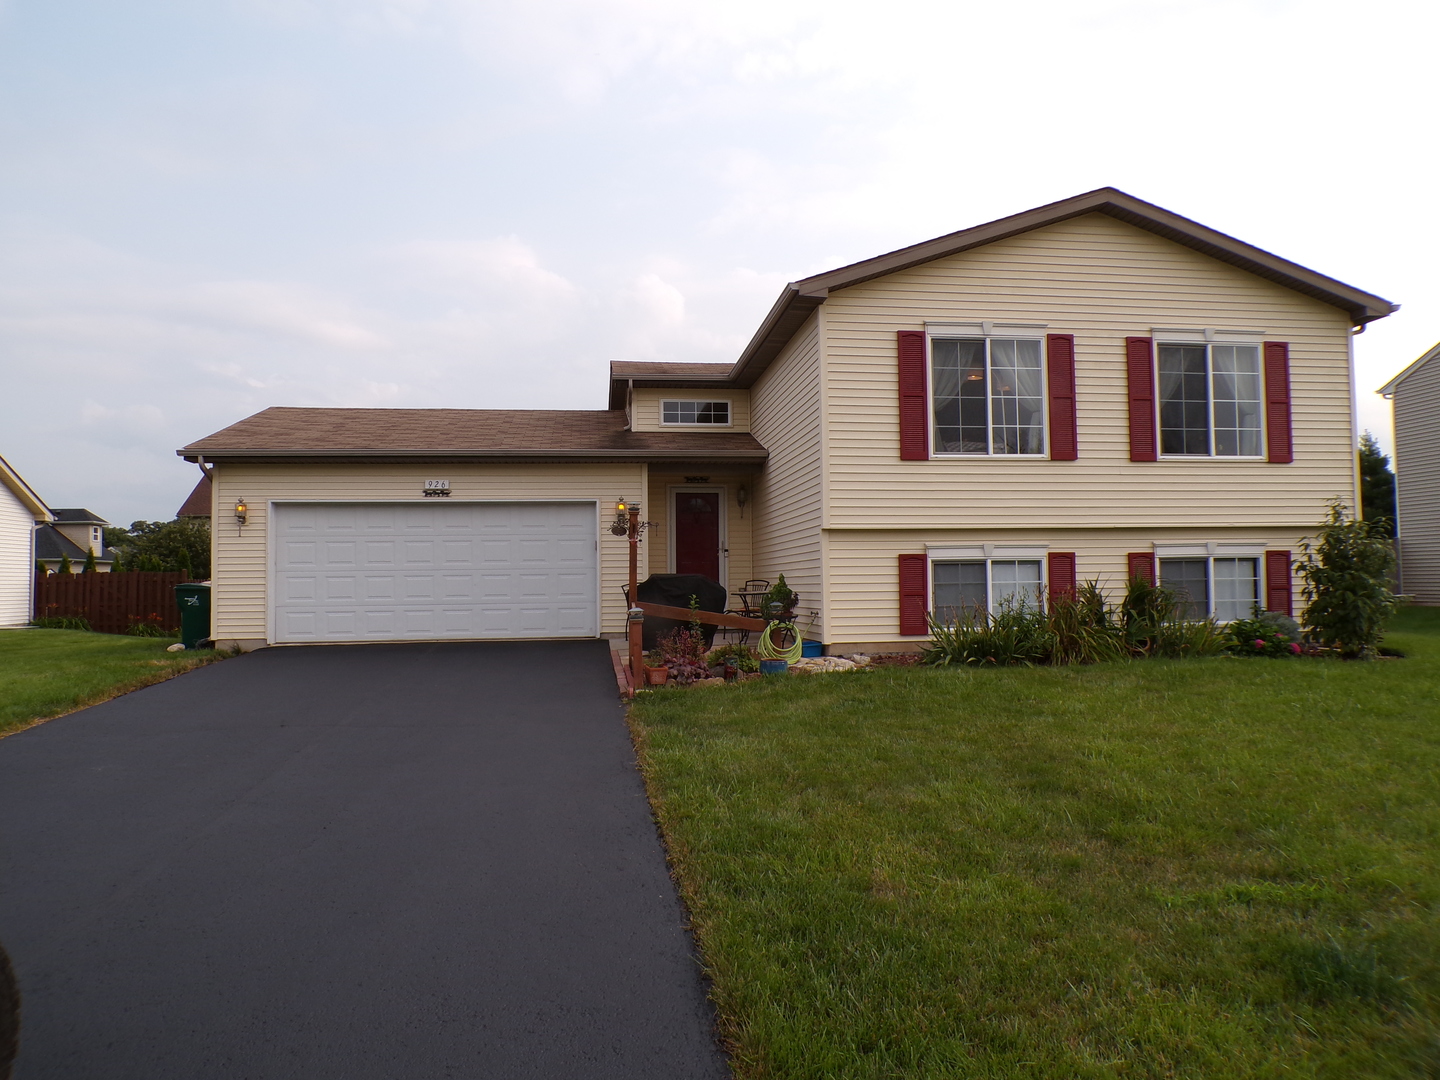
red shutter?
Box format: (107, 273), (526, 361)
(898, 554), (928, 635)
(1264, 341), (1293, 464)
(897, 330), (929, 461)
(1126, 337), (1157, 462)
(1127, 552), (1155, 584)
(1048, 552), (1077, 602)
(1265, 550), (1293, 616)
(1046, 334), (1077, 460)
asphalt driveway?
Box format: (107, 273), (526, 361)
(0, 640), (730, 1079)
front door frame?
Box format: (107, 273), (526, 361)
(666, 485), (727, 589)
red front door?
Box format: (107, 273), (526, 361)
(673, 491), (721, 581)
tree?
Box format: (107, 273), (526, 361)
(81, 549), (97, 574)
(1298, 501), (1399, 659)
(105, 518), (211, 578)
(57, 553), (72, 575)
(1358, 431), (1397, 538)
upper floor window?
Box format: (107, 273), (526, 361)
(931, 337), (1045, 455)
(662, 400), (730, 426)
(1158, 343), (1262, 457)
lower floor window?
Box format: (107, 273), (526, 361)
(1158, 557), (1258, 622)
(932, 558), (1043, 622)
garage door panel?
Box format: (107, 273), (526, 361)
(274, 502), (597, 643)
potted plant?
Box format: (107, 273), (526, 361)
(760, 574), (799, 620)
(643, 648), (670, 686)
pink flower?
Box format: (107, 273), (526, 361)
(1254, 639), (1266, 649)
(1290, 642), (1302, 654)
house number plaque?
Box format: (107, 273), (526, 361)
(423, 479), (451, 498)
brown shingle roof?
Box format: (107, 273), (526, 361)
(609, 361), (733, 378)
(179, 407), (767, 463)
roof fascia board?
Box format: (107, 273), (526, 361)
(1378, 340), (1440, 397)
(0, 455), (52, 520)
(607, 373), (736, 409)
(179, 448), (768, 463)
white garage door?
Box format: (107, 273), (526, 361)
(272, 502), (598, 643)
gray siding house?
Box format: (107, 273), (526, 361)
(1380, 341), (1440, 605)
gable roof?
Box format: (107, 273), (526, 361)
(610, 187), (1398, 398)
(180, 407), (768, 464)
(34, 524), (113, 563)
(50, 508), (110, 526)
(1378, 341), (1440, 397)
(0, 454), (51, 521)
(178, 474), (213, 518)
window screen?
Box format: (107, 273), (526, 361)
(1159, 558), (1209, 620)
(931, 561), (986, 624)
(1212, 558), (1259, 622)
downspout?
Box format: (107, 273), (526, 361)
(1348, 325), (1363, 519)
(625, 380), (634, 431)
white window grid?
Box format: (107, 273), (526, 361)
(1155, 341), (1265, 459)
(661, 400), (731, 426)
(930, 556), (1047, 622)
(928, 334), (1049, 457)
(1157, 555), (1261, 623)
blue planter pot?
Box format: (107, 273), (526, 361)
(759, 659), (789, 676)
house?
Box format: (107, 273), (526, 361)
(1, 456), (52, 628)
(177, 474), (212, 520)
(1379, 341), (1440, 604)
(179, 187), (1395, 653)
(35, 509), (116, 574)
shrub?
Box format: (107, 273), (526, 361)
(707, 643), (759, 673)
(1047, 583), (1126, 665)
(125, 616), (171, 637)
(760, 575), (799, 619)
(1298, 502), (1399, 659)
(1227, 608), (1304, 658)
(654, 626), (710, 684)
(29, 616), (92, 631)
(923, 598), (1055, 667)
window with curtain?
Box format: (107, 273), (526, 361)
(1158, 556), (1259, 622)
(932, 558), (1044, 622)
(931, 337), (1045, 455)
(1158, 343), (1262, 456)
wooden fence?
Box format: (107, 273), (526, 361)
(33, 572), (192, 635)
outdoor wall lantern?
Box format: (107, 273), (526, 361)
(234, 498), (249, 526)
(610, 498), (632, 536)
(736, 485), (749, 518)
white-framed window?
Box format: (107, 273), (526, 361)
(930, 335), (1046, 455)
(662, 400), (731, 426)
(1157, 342), (1263, 457)
(931, 557), (1045, 622)
(1158, 556), (1259, 622)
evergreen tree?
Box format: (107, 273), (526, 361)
(1358, 431), (1397, 537)
(35, 560), (47, 577)
(57, 553), (72, 575)
(81, 549), (97, 574)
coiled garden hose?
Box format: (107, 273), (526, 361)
(755, 621), (803, 664)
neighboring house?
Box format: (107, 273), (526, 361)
(180, 187), (1395, 653)
(1379, 341), (1440, 604)
(0, 456), (52, 628)
(35, 509), (116, 574)
(177, 474), (212, 520)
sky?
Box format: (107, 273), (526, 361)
(1, 0), (1436, 524)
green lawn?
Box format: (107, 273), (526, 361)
(0, 629), (225, 737)
(631, 607), (1440, 1079)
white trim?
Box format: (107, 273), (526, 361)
(927, 551), (1049, 616)
(925, 321), (1048, 337)
(1153, 541), (1268, 558)
(1153, 551), (1263, 623)
(265, 498), (604, 645)
(1152, 327), (1266, 344)
(665, 485), (729, 591)
(658, 398), (734, 427)
(926, 330), (1050, 459)
(1152, 339), (1267, 460)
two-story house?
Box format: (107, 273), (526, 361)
(1379, 341), (1440, 605)
(180, 188), (1395, 653)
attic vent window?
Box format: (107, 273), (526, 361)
(662, 400), (730, 425)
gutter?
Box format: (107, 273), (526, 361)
(178, 447), (769, 463)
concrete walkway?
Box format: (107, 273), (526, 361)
(0, 640), (729, 1079)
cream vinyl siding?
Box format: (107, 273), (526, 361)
(750, 311), (825, 634)
(645, 471), (756, 596)
(211, 462), (645, 644)
(825, 528), (1305, 646)
(822, 212), (1357, 531)
(629, 390), (751, 432)
(1393, 353), (1440, 604)
(0, 484), (35, 628)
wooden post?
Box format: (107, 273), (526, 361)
(627, 505), (644, 687)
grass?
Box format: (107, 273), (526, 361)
(0, 629), (226, 738)
(630, 606), (1440, 1078)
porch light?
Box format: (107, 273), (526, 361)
(736, 485), (748, 518)
(234, 498), (248, 526)
(610, 498), (634, 536)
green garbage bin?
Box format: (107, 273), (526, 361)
(173, 582), (212, 650)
